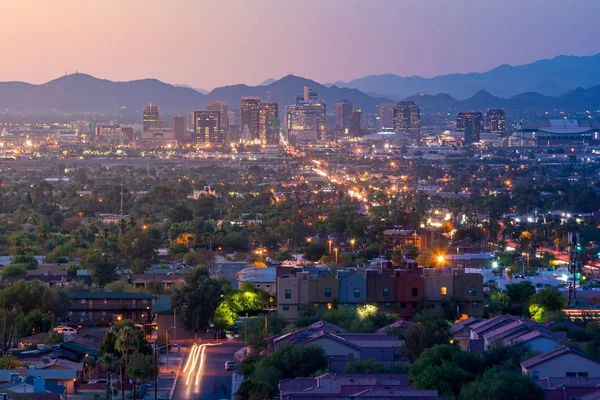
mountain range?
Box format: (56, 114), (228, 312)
(1, 53), (600, 117)
(336, 53), (600, 100)
(0, 74), (391, 116)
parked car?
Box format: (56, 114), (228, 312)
(225, 361), (237, 371)
(88, 379), (108, 384)
(53, 326), (77, 335)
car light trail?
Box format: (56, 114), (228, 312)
(183, 343), (223, 387)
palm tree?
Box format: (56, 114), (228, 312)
(99, 353), (119, 400)
(115, 327), (139, 400)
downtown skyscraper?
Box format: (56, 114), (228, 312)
(335, 100), (353, 132)
(393, 101), (420, 139)
(259, 102), (279, 145)
(457, 111), (484, 144)
(241, 98), (261, 143)
(286, 86), (326, 143)
(142, 104), (162, 131)
(485, 109), (506, 134)
(193, 111), (221, 144)
(207, 101), (229, 142)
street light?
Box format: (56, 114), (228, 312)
(350, 239), (356, 252)
(334, 248), (339, 264)
(328, 239), (333, 255)
(165, 325), (176, 376)
(172, 305), (188, 342)
(437, 255), (445, 267)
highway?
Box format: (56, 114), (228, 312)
(171, 341), (243, 400)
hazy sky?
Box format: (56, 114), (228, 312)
(0, 0), (598, 89)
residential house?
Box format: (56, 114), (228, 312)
(238, 266), (277, 295)
(521, 346), (600, 380)
(279, 373), (438, 400)
(277, 267), (335, 320)
(268, 321), (404, 372)
(450, 317), (481, 350)
(127, 274), (184, 291)
(4, 376), (66, 398)
(393, 270), (424, 318)
(537, 377), (600, 400)
(467, 315), (566, 353)
(151, 295), (196, 340)
(0, 360), (82, 395)
(422, 267), (484, 317)
(336, 269), (366, 311)
(60, 339), (99, 362)
(376, 320), (415, 337)
(68, 292), (153, 326)
(382, 228), (441, 252)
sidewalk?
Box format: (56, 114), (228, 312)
(231, 371), (244, 400)
(230, 346), (247, 398)
(159, 350), (182, 378)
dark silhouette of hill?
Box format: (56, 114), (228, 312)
(338, 53), (600, 99)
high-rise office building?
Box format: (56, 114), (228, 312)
(259, 102), (279, 144)
(286, 102), (326, 142)
(379, 103), (397, 130)
(457, 111), (484, 144)
(173, 116), (186, 143)
(193, 111), (221, 144)
(241, 98), (261, 142)
(207, 101), (229, 142)
(228, 110), (241, 142)
(142, 104), (162, 131)
(393, 101), (420, 138)
(349, 109), (362, 137)
(485, 109), (506, 134)
(335, 100), (353, 132)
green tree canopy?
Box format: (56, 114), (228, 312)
(172, 266), (224, 333)
(459, 366), (544, 400)
(409, 344), (482, 396)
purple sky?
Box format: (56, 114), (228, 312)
(0, 0), (598, 90)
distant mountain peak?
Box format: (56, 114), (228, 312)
(258, 78), (276, 86)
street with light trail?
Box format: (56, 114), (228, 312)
(171, 341), (243, 400)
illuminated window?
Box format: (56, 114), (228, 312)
(440, 287), (447, 296)
(327, 303), (333, 310)
(313, 303), (320, 310)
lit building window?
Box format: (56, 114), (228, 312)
(440, 287), (447, 296)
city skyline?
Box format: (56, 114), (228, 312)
(1, 0), (599, 90)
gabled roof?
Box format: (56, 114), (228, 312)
(376, 320), (415, 334)
(269, 320), (346, 345)
(521, 346), (600, 369)
(469, 315), (519, 336)
(450, 317), (481, 334)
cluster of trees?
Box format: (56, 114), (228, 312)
(98, 320), (155, 400)
(236, 343), (328, 400)
(0, 280), (70, 351)
(171, 266), (275, 337)
(409, 343), (544, 399)
(487, 281), (567, 321)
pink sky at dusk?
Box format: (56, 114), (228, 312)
(0, 0), (598, 90)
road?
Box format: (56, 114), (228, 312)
(171, 341), (243, 400)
